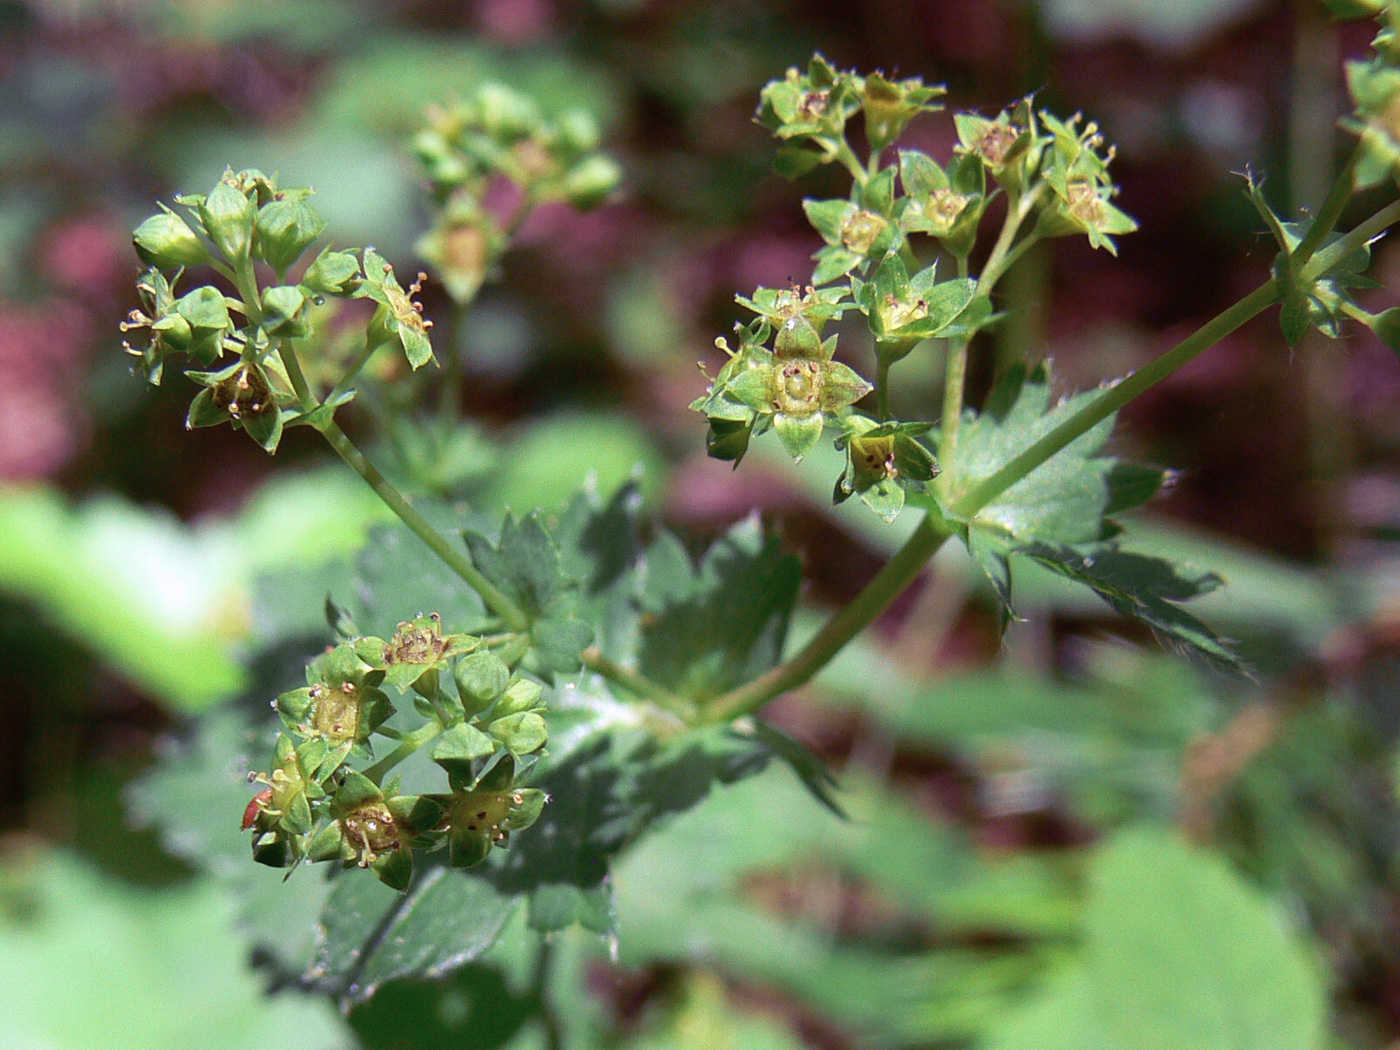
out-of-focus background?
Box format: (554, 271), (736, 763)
(3, 0), (1400, 1047)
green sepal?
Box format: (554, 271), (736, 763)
(453, 650), (510, 716)
(504, 788), (547, 831)
(276, 686), (315, 729)
(332, 771), (385, 814)
(133, 206), (212, 269)
(486, 711), (548, 755)
(260, 285), (309, 338)
(283, 788), (314, 837)
(803, 198), (855, 243)
(448, 825), (492, 868)
(773, 410), (825, 460)
(705, 416), (754, 465)
(386, 795), (450, 848)
(241, 400), (285, 453)
(254, 197), (326, 273)
(199, 177), (257, 262)
(811, 245), (864, 285)
(860, 166), (897, 216)
(473, 754), (520, 793)
(490, 677), (543, 718)
(251, 831), (291, 868)
(300, 247), (363, 297)
(371, 848), (415, 892)
(185, 387), (229, 429)
(306, 821), (349, 863)
(173, 285), (232, 365)
(431, 722), (498, 779)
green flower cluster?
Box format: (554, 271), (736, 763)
(124, 169), (437, 452)
(1345, 2), (1400, 187)
(244, 614), (549, 891)
(692, 55), (1140, 522)
(413, 85), (622, 303)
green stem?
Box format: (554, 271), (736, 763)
(978, 186), (1044, 294)
(833, 140), (869, 187)
(1301, 198), (1400, 278)
(980, 231), (1042, 292)
(231, 257), (264, 326)
(499, 632), (532, 668)
(702, 513), (954, 724)
(697, 194), (1400, 728)
(319, 420), (532, 631)
(1291, 144), (1362, 266)
(876, 354), (893, 421)
(276, 338), (316, 410)
(938, 255), (973, 454)
(941, 338), (970, 453)
(326, 333), (393, 409)
(581, 647), (696, 721)
(952, 279), (1281, 519)
(363, 719), (443, 783)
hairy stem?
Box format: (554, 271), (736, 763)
(276, 338), (316, 409)
(701, 193), (1400, 725)
(702, 513), (953, 724)
(362, 719), (443, 783)
(834, 140), (869, 187)
(939, 254), (974, 454)
(950, 279), (1282, 519)
(876, 354), (893, 420)
(1291, 144), (1362, 265)
(581, 647), (695, 721)
(319, 420), (532, 631)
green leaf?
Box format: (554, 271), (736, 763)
(939, 364), (1118, 545)
(1021, 540), (1240, 671)
(1086, 825), (1328, 1050)
(307, 864), (518, 1006)
(463, 512), (594, 674)
(937, 365), (1236, 667)
(637, 517), (801, 702)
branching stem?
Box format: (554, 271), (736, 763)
(704, 196), (1400, 725)
(363, 718), (443, 783)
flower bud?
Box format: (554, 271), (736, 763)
(563, 154), (622, 209)
(300, 248), (362, 298)
(453, 650), (510, 716)
(479, 82), (541, 140)
(447, 787), (547, 868)
(486, 711), (548, 755)
(133, 207), (212, 269)
(254, 197), (327, 273)
(260, 284), (310, 338)
(173, 285), (232, 364)
(199, 177), (257, 262)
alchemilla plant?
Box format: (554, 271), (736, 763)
(125, 1), (1400, 1026)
